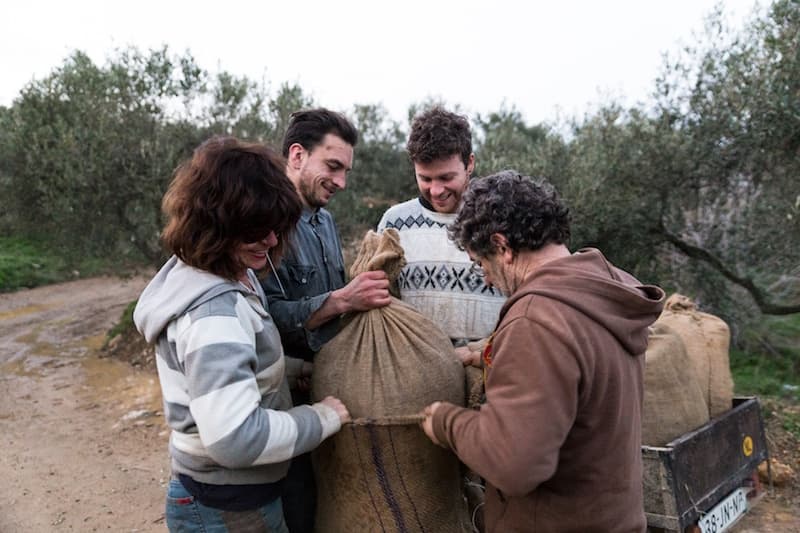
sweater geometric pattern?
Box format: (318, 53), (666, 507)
(399, 262), (498, 294)
(387, 213), (448, 231)
(378, 198), (505, 340)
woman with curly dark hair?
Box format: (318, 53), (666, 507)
(133, 136), (349, 532)
(421, 170), (665, 532)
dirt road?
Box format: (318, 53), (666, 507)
(0, 275), (797, 532)
(0, 275), (167, 532)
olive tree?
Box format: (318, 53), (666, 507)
(648, 0), (800, 315)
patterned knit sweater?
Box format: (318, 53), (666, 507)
(133, 256), (341, 485)
(377, 198), (505, 341)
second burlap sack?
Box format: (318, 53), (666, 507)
(642, 322), (710, 445)
(312, 229), (469, 533)
(656, 293), (735, 418)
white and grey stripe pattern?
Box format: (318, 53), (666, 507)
(155, 284), (340, 486)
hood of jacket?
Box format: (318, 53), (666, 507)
(501, 248), (665, 356)
(133, 255), (248, 343)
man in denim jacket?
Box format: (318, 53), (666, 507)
(260, 108), (390, 533)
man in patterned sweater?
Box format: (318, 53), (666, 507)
(377, 106), (505, 365)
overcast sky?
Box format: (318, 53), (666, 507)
(2, 0), (758, 125)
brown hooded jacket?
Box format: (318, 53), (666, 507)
(432, 248), (665, 533)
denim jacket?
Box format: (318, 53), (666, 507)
(260, 207), (346, 361)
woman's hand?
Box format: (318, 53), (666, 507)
(320, 396), (351, 424)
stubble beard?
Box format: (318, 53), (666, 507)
(299, 174), (326, 209)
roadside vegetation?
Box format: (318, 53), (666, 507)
(732, 315), (800, 401)
(731, 313), (800, 452)
(0, 236), (110, 291)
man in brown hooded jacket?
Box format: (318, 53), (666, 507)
(421, 171), (665, 532)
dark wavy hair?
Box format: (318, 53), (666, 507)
(161, 136), (302, 280)
(449, 170), (570, 257)
(281, 108), (358, 157)
(406, 106), (472, 166)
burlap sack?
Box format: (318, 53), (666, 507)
(642, 322), (710, 445)
(464, 339), (488, 409)
(312, 229), (469, 533)
(657, 294), (734, 418)
(463, 339), (488, 532)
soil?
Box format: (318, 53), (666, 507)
(0, 274), (167, 532)
(0, 274), (798, 532)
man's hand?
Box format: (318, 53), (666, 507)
(305, 270), (391, 330)
(421, 401), (444, 447)
(454, 346), (482, 367)
(338, 270), (391, 312)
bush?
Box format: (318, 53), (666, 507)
(730, 314), (800, 401)
(0, 236), (106, 291)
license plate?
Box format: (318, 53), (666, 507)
(697, 487), (748, 533)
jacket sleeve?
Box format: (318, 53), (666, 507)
(260, 267), (334, 354)
(178, 312), (340, 469)
(432, 315), (580, 497)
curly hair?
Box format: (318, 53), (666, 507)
(448, 170), (570, 257)
(406, 106), (472, 166)
(281, 108), (358, 157)
(161, 136), (302, 280)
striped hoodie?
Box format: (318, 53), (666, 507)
(133, 256), (341, 485)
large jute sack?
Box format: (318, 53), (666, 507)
(642, 322), (710, 445)
(312, 229), (469, 533)
(656, 293), (734, 418)
(465, 338), (488, 408)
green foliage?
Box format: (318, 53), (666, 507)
(732, 348), (800, 400)
(0, 236), (105, 291)
(730, 314), (800, 400)
(265, 83), (316, 147)
(329, 103), (415, 236)
(474, 106), (554, 177)
(106, 300), (138, 341)
(781, 411), (800, 439)
(0, 47), (207, 263)
(515, 0), (800, 322)
(647, 0), (800, 315)
(0, 47), (318, 269)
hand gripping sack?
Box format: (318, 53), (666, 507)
(312, 229), (470, 533)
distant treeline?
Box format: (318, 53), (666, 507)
(0, 0), (797, 336)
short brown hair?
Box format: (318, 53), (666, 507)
(406, 106), (472, 166)
(281, 108), (358, 157)
(161, 136), (302, 280)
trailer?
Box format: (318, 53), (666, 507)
(643, 397), (769, 533)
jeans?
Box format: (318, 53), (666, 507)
(166, 478), (290, 533)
